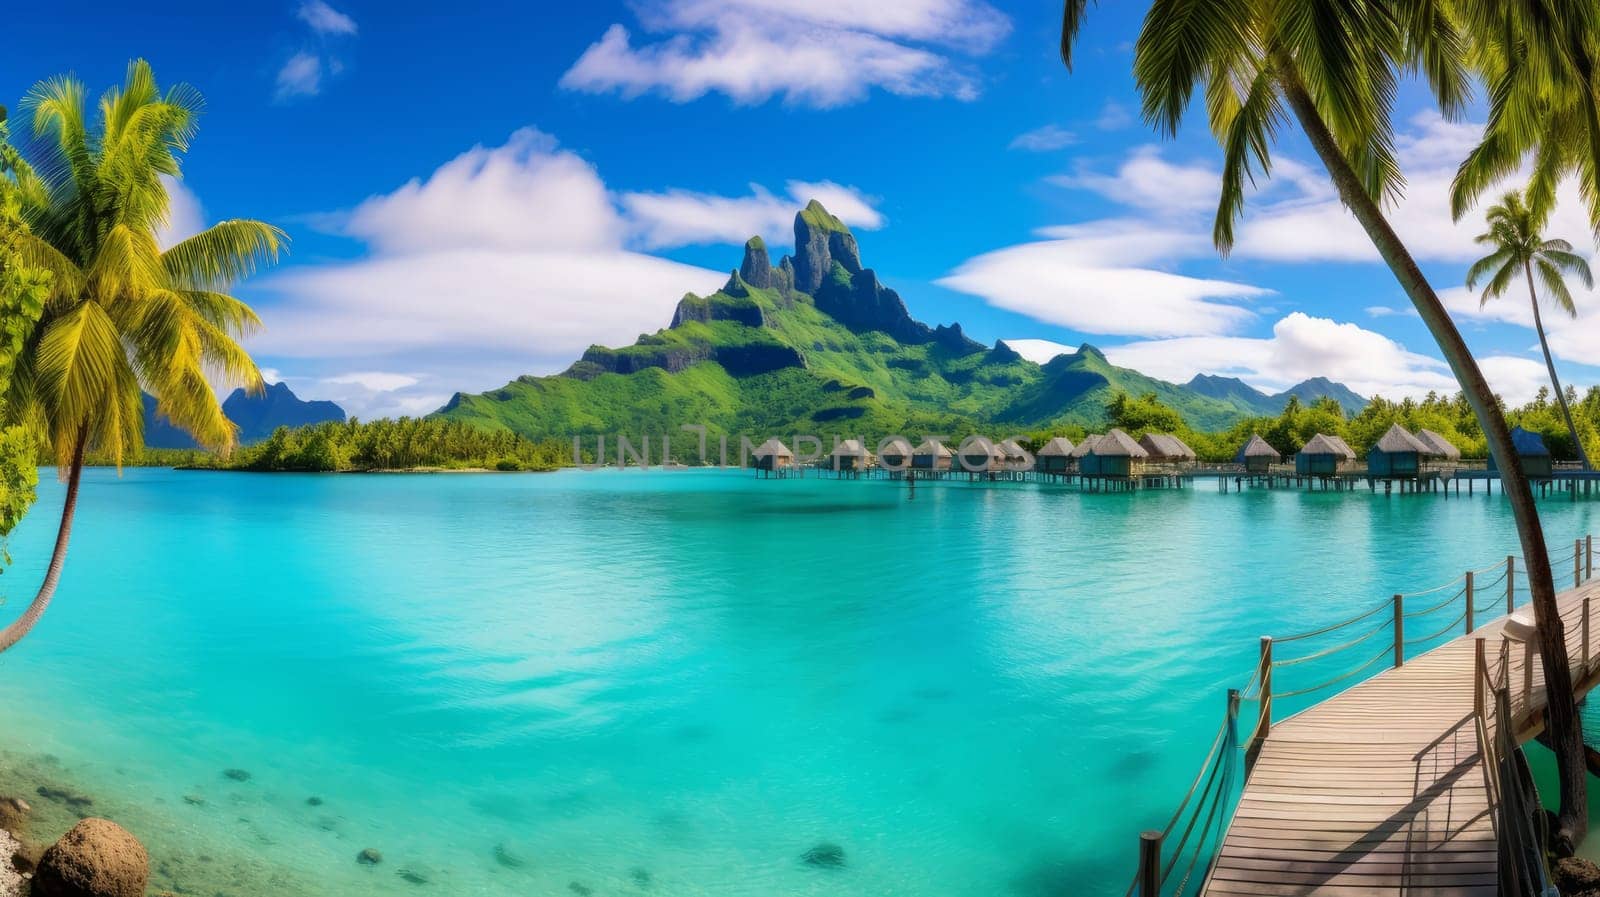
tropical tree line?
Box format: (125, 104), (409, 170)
(195, 417), (568, 472)
(1090, 388), (1600, 464)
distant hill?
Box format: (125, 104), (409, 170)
(1186, 374), (1368, 417)
(437, 200), (1367, 440)
(143, 382), (346, 449)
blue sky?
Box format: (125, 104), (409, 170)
(6, 1), (1598, 418)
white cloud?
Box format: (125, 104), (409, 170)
(297, 0), (357, 35)
(1050, 147), (1219, 215)
(999, 338), (1076, 364)
(1105, 313), (1454, 399)
(621, 180), (882, 248)
(253, 129), (727, 412)
(338, 128), (625, 254)
(1009, 125), (1076, 152)
(560, 0), (1008, 108)
(937, 220), (1265, 338)
(322, 372), (420, 392)
(275, 52), (322, 100)
(156, 175), (205, 249)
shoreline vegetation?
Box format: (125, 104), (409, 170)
(81, 385), (1600, 473)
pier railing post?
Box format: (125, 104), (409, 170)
(1465, 571), (1475, 633)
(1248, 636), (1272, 772)
(1138, 830), (1161, 896)
(1474, 637), (1486, 719)
(1588, 534), (1593, 582)
(1507, 556), (1516, 613)
(1578, 539), (1584, 589)
(1392, 594), (1404, 667)
(1584, 595), (1591, 676)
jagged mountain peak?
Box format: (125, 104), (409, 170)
(793, 200), (861, 293)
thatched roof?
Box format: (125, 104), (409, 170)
(959, 436), (1005, 459)
(1070, 434), (1104, 458)
(1236, 434), (1281, 461)
(1140, 432), (1196, 460)
(998, 438), (1030, 460)
(1301, 433), (1357, 460)
(1373, 423), (1430, 454)
(753, 438), (793, 458)
(831, 439), (870, 457)
(1510, 426), (1550, 456)
(1094, 428), (1149, 458)
(1037, 436), (1076, 457)
(1415, 429), (1461, 460)
(913, 438), (953, 457)
(880, 437), (913, 456)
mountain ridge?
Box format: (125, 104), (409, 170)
(144, 382), (346, 449)
(436, 202), (1368, 439)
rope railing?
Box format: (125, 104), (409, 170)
(1125, 532), (1596, 894)
(1127, 690), (1241, 897)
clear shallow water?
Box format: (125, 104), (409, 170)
(0, 467), (1598, 896)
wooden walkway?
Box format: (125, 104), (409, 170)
(1203, 576), (1600, 896)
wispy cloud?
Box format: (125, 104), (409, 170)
(274, 52), (323, 101)
(297, 0), (357, 35)
(1008, 124), (1077, 152)
(621, 180), (883, 249)
(560, 0), (1009, 108)
(275, 2), (357, 102)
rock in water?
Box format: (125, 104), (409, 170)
(31, 818), (149, 897)
(222, 769), (251, 782)
(356, 848), (382, 866)
(800, 842), (846, 868)
(0, 797), (29, 836)
(0, 828), (24, 897)
(305, 796), (324, 807)
(491, 843), (524, 869)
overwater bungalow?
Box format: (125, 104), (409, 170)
(1083, 428), (1148, 477)
(958, 436), (1006, 472)
(752, 438), (794, 471)
(1035, 436), (1076, 474)
(1139, 433), (1196, 465)
(1236, 434), (1280, 474)
(1489, 426), (1553, 478)
(998, 438), (1031, 468)
(1367, 423), (1430, 477)
(1296, 433), (1357, 476)
(912, 438), (954, 471)
(829, 439), (873, 471)
(879, 437), (913, 469)
(1416, 428), (1461, 463)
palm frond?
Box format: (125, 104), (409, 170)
(161, 219), (286, 292)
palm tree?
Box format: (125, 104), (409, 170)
(1061, 3), (1590, 849)
(0, 60), (283, 655)
(1469, 191), (1593, 468)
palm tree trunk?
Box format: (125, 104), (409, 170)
(1274, 54), (1589, 852)
(1525, 260), (1591, 470)
(0, 428), (86, 655)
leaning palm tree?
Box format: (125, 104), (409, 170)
(0, 60), (283, 655)
(1468, 191), (1593, 468)
(1061, 2), (1590, 848)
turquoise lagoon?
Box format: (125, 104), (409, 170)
(1, 467), (1598, 896)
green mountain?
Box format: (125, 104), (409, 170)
(438, 201), (1360, 440)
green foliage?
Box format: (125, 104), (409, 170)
(5, 60), (282, 467)
(203, 418), (568, 472)
(0, 113), (47, 559)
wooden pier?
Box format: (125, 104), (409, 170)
(1130, 539), (1600, 896)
